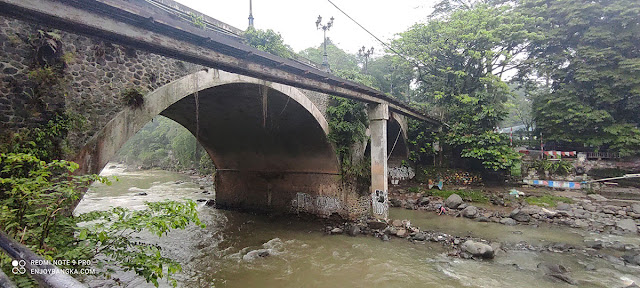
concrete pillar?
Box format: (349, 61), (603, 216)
(368, 103), (389, 220)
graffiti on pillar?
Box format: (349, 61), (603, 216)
(292, 192), (342, 216)
(372, 189), (388, 217)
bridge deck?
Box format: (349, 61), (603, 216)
(0, 0), (440, 124)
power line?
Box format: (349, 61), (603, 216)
(326, 0), (429, 69)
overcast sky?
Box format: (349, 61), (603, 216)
(174, 0), (437, 55)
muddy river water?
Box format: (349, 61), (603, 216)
(75, 164), (640, 288)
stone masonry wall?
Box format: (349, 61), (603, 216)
(0, 15), (201, 156)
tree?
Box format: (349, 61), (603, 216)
(0, 153), (203, 287)
(367, 55), (415, 102)
(243, 27), (294, 59)
(393, 3), (532, 170)
(299, 39), (359, 72)
(519, 0), (640, 155)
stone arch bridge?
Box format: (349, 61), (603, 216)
(0, 0), (439, 220)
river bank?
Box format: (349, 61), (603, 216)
(78, 164), (640, 287)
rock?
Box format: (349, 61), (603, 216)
(616, 219), (638, 232)
(573, 219), (589, 228)
(537, 263), (577, 285)
(381, 234), (390, 241)
(510, 209), (531, 222)
(477, 216), (490, 222)
(391, 219), (404, 227)
(242, 249), (271, 261)
(346, 225), (360, 236)
(367, 220), (388, 230)
(500, 218), (517, 226)
(196, 199), (206, 202)
(624, 282), (640, 288)
(389, 198), (403, 207)
(136, 192), (148, 196)
(205, 199), (216, 207)
(540, 208), (558, 218)
(622, 253), (640, 266)
(585, 240), (603, 249)
(582, 203), (597, 212)
(461, 206), (478, 219)
(418, 197), (430, 206)
(556, 203), (571, 211)
(445, 194), (464, 209)
(633, 204), (640, 214)
(330, 227), (344, 234)
(521, 205), (542, 215)
(584, 264), (596, 271)
(199, 185), (205, 190)
(411, 232), (427, 241)
(457, 203), (468, 210)
(587, 194), (608, 201)
(383, 227), (397, 235)
(548, 273), (577, 285)
(461, 240), (494, 259)
(109, 165), (117, 169)
(395, 229), (408, 238)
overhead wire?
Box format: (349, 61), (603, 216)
(326, 0), (431, 70)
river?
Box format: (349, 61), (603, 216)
(75, 164), (640, 288)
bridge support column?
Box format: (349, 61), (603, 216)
(368, 103), (389, 220)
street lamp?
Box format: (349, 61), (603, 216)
(358, 46), (374, 74)
(316, 15), (334, 72)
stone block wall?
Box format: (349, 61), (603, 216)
(0, 15), (201, 156)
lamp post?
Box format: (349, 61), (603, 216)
(248, 0), (254, 28)
(315, 15), (334, 72)
(358, 46), (374, 74)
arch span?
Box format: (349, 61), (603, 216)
(74, 69), (352, 217)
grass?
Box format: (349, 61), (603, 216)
(423, 189), (489, 203)
(525, 195), (573, 207)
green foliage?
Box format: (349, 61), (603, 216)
(122, 87), (145, 109)
(188, 12), (205, 29)
(327, 96), (368, 169)
(0, 153), (110, 257)
(0, 153), (204, 287)
(299, 39), (359, 71)
(525, 194), (573, 207)
(520, 0), (640, 155)
(77, 200), (204, 287)
(392, 3), (536, 171)
(530, 159), (574, 176)
(1, 111), (86, 162)
(116, 116), (214, 173)
(424, 189), (488, 203)
(407, 118), (436, 164)
(367, 55), (415, 102)
(243, 27), (294, 59)
(446, 128), (521, 171)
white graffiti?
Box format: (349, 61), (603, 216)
(389, 166), (415, 181)
(292, 192), (343, 216)
(372, 189), (388, 218)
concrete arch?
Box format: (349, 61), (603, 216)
(74, 68), (335, 175)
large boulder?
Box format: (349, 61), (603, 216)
(632, 204), (640, 214)
(445, 194), (464, 209)
(461, 206), (478, 219)
(461, 240), (494, 259)
(510, 208), (531, 222)
(616, 219), (639, 233)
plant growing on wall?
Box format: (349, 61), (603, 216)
(122, 87), (145, 109)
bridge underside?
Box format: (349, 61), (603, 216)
(161, 83), (352, 217)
